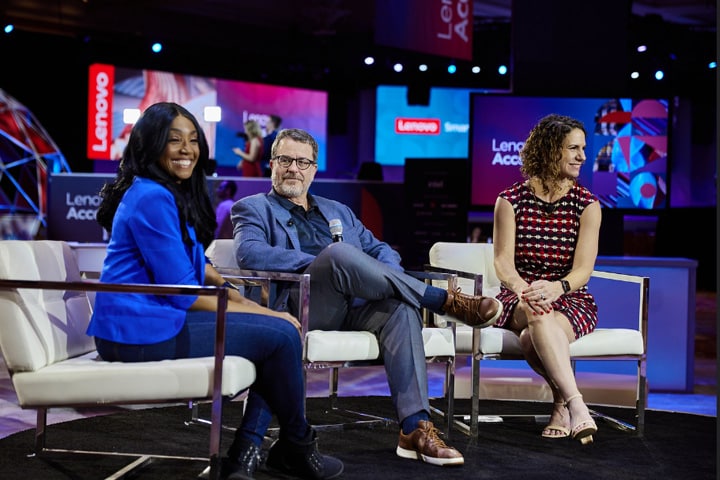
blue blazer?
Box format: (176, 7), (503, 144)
(231, 190), (403, 274)
(87, 177), (205, 344)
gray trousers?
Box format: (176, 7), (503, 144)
(301, 242), (430, 422)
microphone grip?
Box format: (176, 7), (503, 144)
(329, 218), (343, 243)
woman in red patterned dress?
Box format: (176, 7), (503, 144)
(493, 114), (601, 444)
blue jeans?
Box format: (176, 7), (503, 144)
(95, 310), (307, 444)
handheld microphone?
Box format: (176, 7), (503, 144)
(329, 219), (344, 243)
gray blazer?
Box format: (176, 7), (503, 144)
(230, 190), (403, 274)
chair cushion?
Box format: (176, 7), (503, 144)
(454, 326), (644, 358)
(305, 330), (380, 362)
(304, 328), (455, 363)
(569, 328), (645, 356)
(455, 326), (523, 356)
(11, 352), (256, 407)
(422, 327), (456, 357)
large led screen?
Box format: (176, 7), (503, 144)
(469, 95), (670, 209)
(87, 64), (328, 170)
(374, 0), (473, 61)
(375, 85), (488, 166)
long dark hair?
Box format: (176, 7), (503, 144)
(96, 102), (216, 248)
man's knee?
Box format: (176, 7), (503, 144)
(322, 241), (358, 264)
(311, 242), (356, 272)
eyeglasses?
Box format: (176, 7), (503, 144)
(272, 155), (317, 170)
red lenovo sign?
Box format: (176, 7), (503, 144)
(86, 63), (115, 160)
(395, 117), (441, 135)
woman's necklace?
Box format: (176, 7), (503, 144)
(534, 195), (558, 216)
(529, 180), (570, 217)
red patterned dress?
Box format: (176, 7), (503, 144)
(494, 181), (599, 339)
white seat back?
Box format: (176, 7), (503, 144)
(429, 242), (500, 329)
(0, 240), (95, 373)
(429, 242), (501, 297)
(206, 238), (238, 269)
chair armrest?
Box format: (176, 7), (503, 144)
(423, 265), (483, 285)
(215, 268), (312, 339)
(405, 270), (461, 328)
(590, 270), (650, 350)
(424, 264), (485, 300)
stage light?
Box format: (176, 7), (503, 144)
(204, 106), (221, 122)
(3, 24), (14, 34)
(151, 42), (163, 53)
(471, 66), (481, 74)
(419, 64), (428, 72)
(654, 70), (664, 80)
(498, 65), (508, 75)
(447, 64), (456, 74)
(364, 56), (375, 65)
(393, 63), (403, 72)
(123, 108), (141, 124)
(630, 71), (640, 79)
(708, 61), (717, 69)
(637, 45), (647, 53)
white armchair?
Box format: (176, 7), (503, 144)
(0, 240), (256, 480)
(427, 242), (649, 437)
(206, 239), (459, 436)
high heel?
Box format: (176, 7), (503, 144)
(565, 394), (597, 445)
(541, 402), (570, 439)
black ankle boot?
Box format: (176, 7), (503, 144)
(266, 429), (344, 479)
(221, 438), (262, 480)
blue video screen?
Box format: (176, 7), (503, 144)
(375, 85), (488, 166)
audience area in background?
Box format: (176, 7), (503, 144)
(214, 180), (237, 239)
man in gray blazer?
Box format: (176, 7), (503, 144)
(231, 128), (501, 469)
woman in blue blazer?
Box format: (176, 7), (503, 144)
(87, 102), (342, 480)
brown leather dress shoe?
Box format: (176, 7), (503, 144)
(442, 287), (502, 327)
(396, 420), (464, 466)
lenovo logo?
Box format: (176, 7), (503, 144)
(395, 117), (441, 135)
(86, 63), (115, 160)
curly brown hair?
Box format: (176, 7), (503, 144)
(520, 114), (586, 194)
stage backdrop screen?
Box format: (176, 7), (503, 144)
(86, 64), (328, 170)
(469, 95), (670, 209)
(374, 0), (473, 60)
(375, 85), (491, 167)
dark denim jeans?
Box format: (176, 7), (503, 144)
(95, 310), (307, 444)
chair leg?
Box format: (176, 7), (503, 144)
(310, 365), (395, 431)
(444, 357), (456, 438)
(33, 407), (48, 454)
(32, 405), (209, 478)
(637, 358), (647, 436)
(469, 353), (480, 436)
(185, 400), (238, 433)
(329, 367), (340, 410)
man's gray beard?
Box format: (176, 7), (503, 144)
(274, 181), (304, 199)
